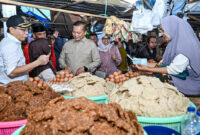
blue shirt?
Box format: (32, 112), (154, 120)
(0, 33), (28, 86)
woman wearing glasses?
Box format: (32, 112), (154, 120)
(135, 15), (200, 96)
(95, 32), (122, 78)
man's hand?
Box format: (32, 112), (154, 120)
(65, 66), (73, 74)
(37, 54), (50, 66)
(76, 67), (85, 75)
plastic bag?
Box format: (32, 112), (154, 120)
(131, 0), (165, 34)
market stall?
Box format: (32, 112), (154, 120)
(0, 0), (200, 135)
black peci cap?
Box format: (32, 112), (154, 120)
(6, 15), (31, 28)
(32, 23), (46, 33)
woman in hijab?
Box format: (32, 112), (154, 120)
(96, 33), (122, 77)
(135, 15), (200, 96)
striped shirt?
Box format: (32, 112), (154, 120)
(0, 33), (28, 86)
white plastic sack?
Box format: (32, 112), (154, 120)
(131, 0), (165, 34)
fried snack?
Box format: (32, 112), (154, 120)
(21, 97), (143, 135)
(0, 81), (59, 121)
(109, 76), (190, 117)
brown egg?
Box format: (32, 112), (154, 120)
(115, 78), (120, 83)
(114, 76), (119, 80)
(64, 78), (69, 82)
(65, 74), (69, 78)
(60, 79), (64, 83)
(60, 74), (65, 79)
(37, 83), (42, 88)
(69, 74), (74, 77)
(113, 72), (118, 76)
(56, 78), (60, 82)
(33, 81), (37, 84)
(34, 77), (40, 82)
(125, 73), (129, 77)
(128, 71), (132, 75)
(118, 71), (122, 75)
(59, 70), (65, 75)
(105, 78), (110, 82)
(43, 83), (48, 88)
(109, 75), (114, 79)
(56, 74), (60, 78)
(110, 78), (115, 82)
(39, 80), (44, 84)
(28, 77), (34, 82)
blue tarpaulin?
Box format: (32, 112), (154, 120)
(23, 11), (50, 27)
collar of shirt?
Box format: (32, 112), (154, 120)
(7, 33), (21, 45)
(73, 37), (87, 43)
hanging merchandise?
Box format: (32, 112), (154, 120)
(104, 16), (140, 43)
(131, 0), (165, 34)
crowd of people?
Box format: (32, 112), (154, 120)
(0, 14), (200, 97)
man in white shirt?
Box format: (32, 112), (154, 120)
(0, 15), (49, 86)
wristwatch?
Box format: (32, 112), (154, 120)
(84, 66), (88, 72)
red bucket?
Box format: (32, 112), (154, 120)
(0, 119), (27, 135)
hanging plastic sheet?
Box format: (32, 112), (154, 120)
(131, 0), (165, 34)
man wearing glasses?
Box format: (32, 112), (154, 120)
(0, 15), (50, 86)
(59, 21), (101, 75)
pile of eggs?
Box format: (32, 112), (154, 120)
(48, 70), (74, 84)
(105, 71), (140, 86)
(28, 77), (48, 89)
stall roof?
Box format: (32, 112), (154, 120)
(3, 0), (135, 18)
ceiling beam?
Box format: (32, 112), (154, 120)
(36, 8), (51, 21)
(0, 0), (106, 18)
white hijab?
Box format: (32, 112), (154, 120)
(98, 32), (112, 52)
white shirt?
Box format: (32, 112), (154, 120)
(0, 33), (28, 86)
(167, 54), (190, 75)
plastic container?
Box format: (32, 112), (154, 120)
(137, 102), (196, 133)
(12, 125), (148, 135)
(0, 119), (27, 135)
(143, 126), (181, 135)
(11, 125), (24, 135)
(62, 95), (108, 104)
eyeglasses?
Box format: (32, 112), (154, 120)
(15, 27), (29, 32)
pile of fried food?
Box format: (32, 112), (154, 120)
(21, 97), (143, 135)
(0, 81), (59, 121)
(63, 73), (115, 97)
(109, 76), (190, 117)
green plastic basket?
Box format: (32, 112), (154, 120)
(13, 125), (148, 135)
(12, 125), (24, 135)
(137, 102), (196, 133)
(61, 95), (108, 104)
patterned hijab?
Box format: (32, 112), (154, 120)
(161, 15), (200, 76)
(98, 32), (112, 52)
